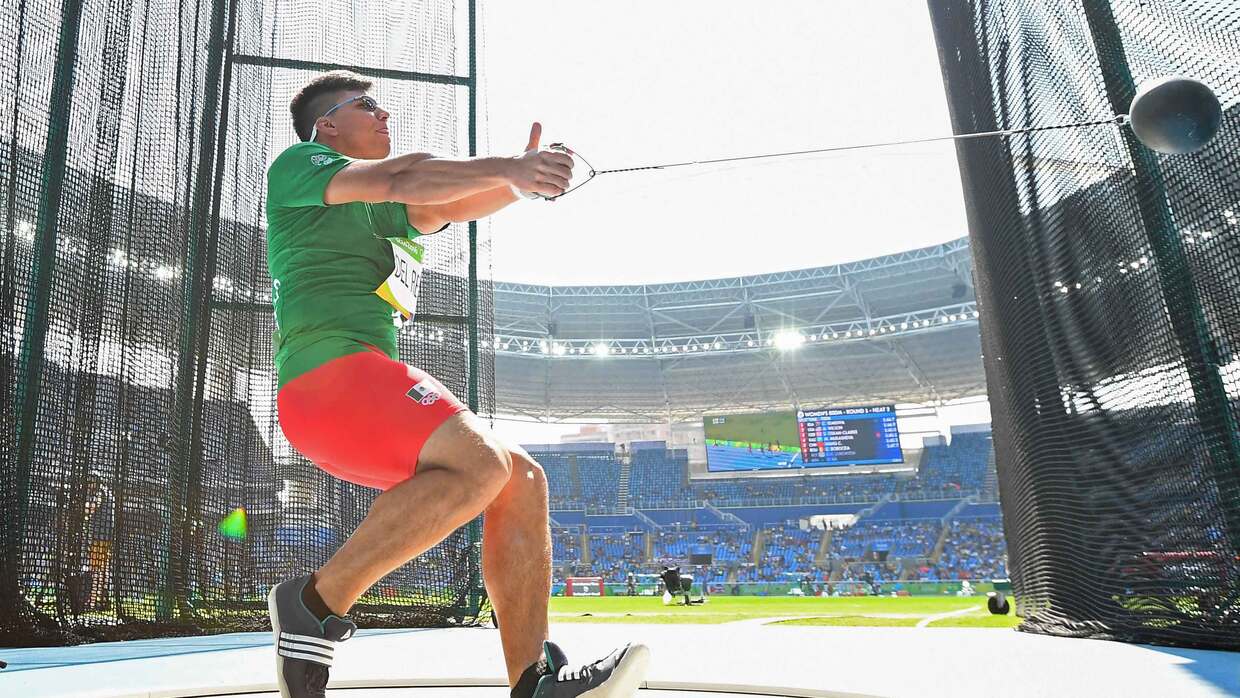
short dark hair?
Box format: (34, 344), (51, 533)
(290, 70), (373, 142)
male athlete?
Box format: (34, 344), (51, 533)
(265, 71), (649, 698)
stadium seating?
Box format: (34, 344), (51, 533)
(751, 523), (821, 580)
(839, 561), (901, 586)
(830, 520), (941, 560)
(923, 517), (1008, 581)
(897, 432), (991, 500)
(530, 432), (1004, 588)
(588, 532), (646, 581)
(576, 453), (622, 509)
(629, 447), (690, 507)
(552, 528), (581, 563)
(539, 453), (576, 510)
(525, 443), (620, 510)
(651, 527), (751, 566)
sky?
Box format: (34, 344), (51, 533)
(481, 1), (969, 286)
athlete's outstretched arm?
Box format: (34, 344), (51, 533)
(324, 123), (571, 207)
(405, 186), (518, 233)
(401, 123), (564, 232)
(324, 154), (511, 206)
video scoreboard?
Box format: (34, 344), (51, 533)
(703, 404), (904, 472)
(796, 404), (903, 467)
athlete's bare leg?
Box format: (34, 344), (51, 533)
(310, 411), (553, 687)
(481, 442), (551, 684)
(312, 413), (512, 616)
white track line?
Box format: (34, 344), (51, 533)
(916, 605), (980, 628)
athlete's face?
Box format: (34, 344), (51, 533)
(313, 90), (391, 159)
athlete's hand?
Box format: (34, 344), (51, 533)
(508, 122), (574, 198)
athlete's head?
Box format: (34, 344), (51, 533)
(290, 70), (391, 158)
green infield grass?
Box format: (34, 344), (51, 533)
(547, 594), (1021, 628)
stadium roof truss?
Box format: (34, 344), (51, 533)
(494, 238), (988, 422)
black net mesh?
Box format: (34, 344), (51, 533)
(927, 0), (1239, 649)
(0, 0), (492, 645)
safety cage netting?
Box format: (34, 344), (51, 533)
(927, 0), (1240, 649)
(0, 0), (493, 645)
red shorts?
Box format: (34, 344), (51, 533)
(277, 344), (468, 491)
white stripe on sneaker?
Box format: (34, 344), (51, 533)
(277, 647), (335, 666)
(279, 631), (335, 650)
(278, 640), (333, 658)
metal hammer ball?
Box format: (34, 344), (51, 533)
(1128, 76), (1222, 155)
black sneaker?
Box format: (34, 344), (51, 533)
(267, 575), (357, 698)
(533, 640), (650, 697)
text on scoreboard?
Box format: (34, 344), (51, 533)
(796, 405), (903, 466)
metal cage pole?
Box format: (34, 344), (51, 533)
(6, 0), (86, 628)
(464, 0), (489, 621)
(165, 0), (235, 622)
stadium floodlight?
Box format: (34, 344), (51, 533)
(594, 342), (610, 357)
(773, 330), (804, 351)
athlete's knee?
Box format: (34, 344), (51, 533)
(501, 444), (548, 503)
(473, 433), (513, 495)
(420, 414), (511, 500)
(526, 460), (548, 495)
(442, 428), (510, 502)
(510, 449), (547, 490)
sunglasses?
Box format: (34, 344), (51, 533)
(309, 95), (381, 142)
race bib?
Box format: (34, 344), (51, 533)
(375, 237), (425, 320)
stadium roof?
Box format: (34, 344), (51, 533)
(494, 238), (986, 422)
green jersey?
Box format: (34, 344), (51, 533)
(265, 141), (424, 387)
